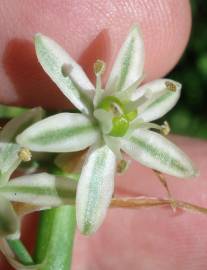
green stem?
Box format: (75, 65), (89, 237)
(7, 239), (34, 265)
(0, 105), (27, 119)
(34, 206), (76, 270)
(0, 104), (79, 120)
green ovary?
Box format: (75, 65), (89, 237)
(98, 96), (124, 115)
(97, 95), (138, 137)
(110, 115), (129, 137)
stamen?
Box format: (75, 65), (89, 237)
(127, 118), (144, 137)
(94, 60), (106, 76)
(94, 60), (106, 89)
(61, 63), (72, 77)
(115, 73), (145, 101)
(139, 122), (162, 131)
(117, 159), (130, 174)
(137, 121), (170, 136)
(124, 95), (148, 113)
(18, 148), (32, 162)
(161, 121), (170, 136)
(165, 81), (177, 92)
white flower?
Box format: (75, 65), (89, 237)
(16, 26), (198, 235)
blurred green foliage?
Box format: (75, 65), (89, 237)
(164, 0), (207, 139)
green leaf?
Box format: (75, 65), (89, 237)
(106, 26), (144, 93)
(17, 113), (99, 152)
(121, 129), (198, 178)
(76, 144), (116, 235)
(35, 34), (94, 114)
(0, 173), (77, 207)
(0, 105), (27, 119)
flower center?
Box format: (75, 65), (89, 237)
(97, 96), (137, 137)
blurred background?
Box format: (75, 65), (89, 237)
(163, 0), (207, 139)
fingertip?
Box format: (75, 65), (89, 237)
(143, 0), (192, 80)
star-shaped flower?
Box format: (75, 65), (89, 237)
(16, 26), (198, 235)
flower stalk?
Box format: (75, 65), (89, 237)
(7, 239), (34, 265)
(34, 206), (76, 270)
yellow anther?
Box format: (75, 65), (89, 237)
(117, 159), (129, 174)
(161, 121), (170, 136)
(61, 64), (72, 77)
(94, 60), (106, 76)
(18, 148), (32, 162)
(165, 81), (177, 92)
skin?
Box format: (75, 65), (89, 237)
(1, 0), (207, 269)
